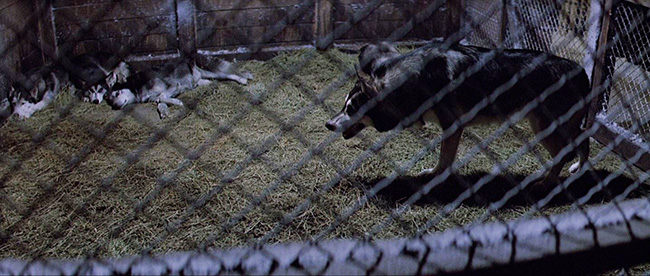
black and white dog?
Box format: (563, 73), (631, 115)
(68, 52), (130, 104)
(326, 42), (591, 188)
(106, 56), (252, 118)
(7, 66), (68, 119)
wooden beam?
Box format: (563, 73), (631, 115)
(625, 0), (650, 9)
(499, 0), (507, 44)
(445, 0), (463, 40)
(585, 0), (612, 129)
(593, 121), (650, 172)
(176, 0), (197, 59)
(34, 0), (57, 64)
(314, 0), (333, 50)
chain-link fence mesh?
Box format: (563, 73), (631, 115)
(603, 1), (650, 141)
(1, 0), (650, 274)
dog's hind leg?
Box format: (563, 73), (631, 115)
(196, 67), (249, 85)
(529, 113), (584, 188)
(420, 127), (463, 176)
(569, 139), (590, 174)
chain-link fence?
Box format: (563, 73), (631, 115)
(1, 0), (650, 274)
(603, 1), (650, 141)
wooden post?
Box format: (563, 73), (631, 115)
(314, 0), (333, 51)
(499, 0), (507, 45)
(34, 0), (57, 64)
(445, 0), (463, 40)
(176, 0), (197, 59)
(585, 0), (612, 128)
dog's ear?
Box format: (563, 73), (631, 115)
(355, 64), (377, 95)
(377, 42), (398, 54)
(8, 86), (17, 101)
(358, 44), (376, 65)
(355, 64), (372, 84)
(358, 44), (369, 60)
(106, 71), (117, 87)
(33, 78), (46, 99)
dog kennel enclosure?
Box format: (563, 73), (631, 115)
(1, 0), (650, 274)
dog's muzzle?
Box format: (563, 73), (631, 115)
(326, 112), (366, 139)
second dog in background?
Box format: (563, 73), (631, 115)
(68, 52), (130, 104)
(106, 56), (252, 118)
(8, 66), (68, 120)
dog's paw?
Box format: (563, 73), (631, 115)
(235, 76), (248, 85)
(568, 161), (581, 174)
(417, 168), (436, 176)
(241, 71), (254, 80)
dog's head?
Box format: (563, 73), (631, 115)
(72, 71), (109, 104)
(9, 72), (50, 105)
(326, 43), (404, 138)
(105, 88), (136, 110)
(82, 83), (109, 104)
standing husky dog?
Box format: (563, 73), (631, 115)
(69, 52), (130, 104)
(106, 57), (252, 118)
(8, 66), (68, 119)
(326, 42), (591, 188)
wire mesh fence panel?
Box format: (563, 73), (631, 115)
(464, 0), (503, 48)
(1, 0), (650, 275)
(501, 0), (593, 69)
(602, 1), (650, 142)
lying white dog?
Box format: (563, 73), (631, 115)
(106, 57), (252, 118)
(69, 52), (131, 104)
(8, 67), (67, 119)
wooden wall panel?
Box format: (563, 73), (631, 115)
(196, 2), (315, 50)
(0, 0), (448, 92)
(196, 0), (304, 11)
(197, 24), (314, 48)
(53, 0), (178, 56)
(0, 0), (40, 99)
(331, 0), (444, 43)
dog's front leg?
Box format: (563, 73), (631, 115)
(159, 97), (184, 106)
(420, 128), (463, 176)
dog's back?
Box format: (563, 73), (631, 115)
(433, 46), (589, 125)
